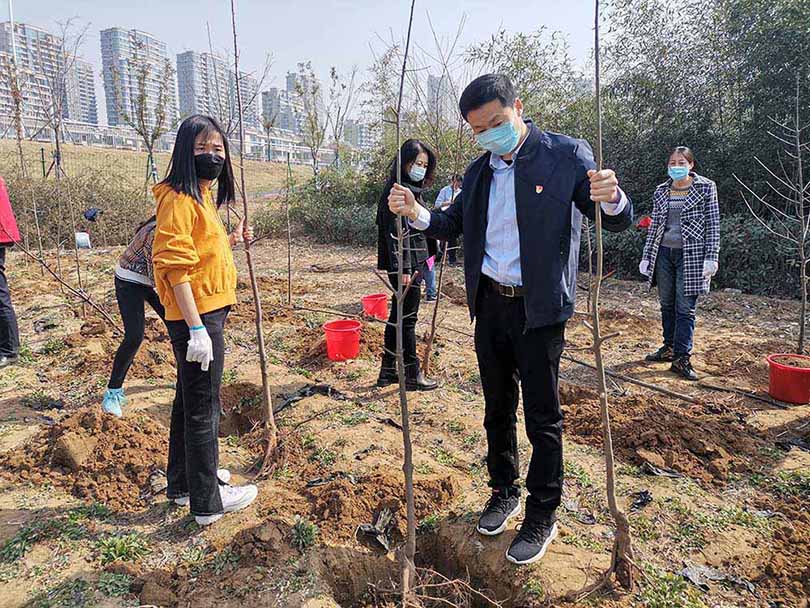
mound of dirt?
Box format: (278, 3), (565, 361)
(0, 408), (167, 511)
(306, 472), (458, 542)
(564, 395), (768, 484)
(440, 280), (467, 306)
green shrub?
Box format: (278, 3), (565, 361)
(290, 516), (318, 551)
(95, 533), (151, 565)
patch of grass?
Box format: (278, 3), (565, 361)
(291, 516), (318, 551)
(432, 446), (457, 466)
(418, 513), (440, 534)
(0, 524), (38, 562)
(272, 464), (294, 480)
(18, 343), (34, 364)
(339, 411), (369, 426)
(30, 578), (94, 608)
(564, 460), (594, 488)
(96, 572), (132, 597)
(616, 463), (643, 477)
(0, 562), (19, 583)
(41, 338), (67, 356)
(461, 432), (481, 450)
(212, 547), (240, 574)
(768, 470), (810, 499)
(447, 420), (465, 435)
(95, 532), (151, 565)
(301, 433), (317, 449)
(523, 578), (545, 600)
(415, 462), (435, 475)
(309, 447), (337, 467)
(637, 566), (708, 608)
(630, 513), (661, 543)
(221, 369), (239, 385)
(562, 532), (606, 552)
(180, 544), (209, 576)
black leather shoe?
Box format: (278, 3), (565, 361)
(646, 345), (675, 362)
(506, 518), (558, 565)
(376, 368), (398, 387)
(671, 355), (698, 381)
(405, 372), (438, 392)
(0, 355), (18, 369)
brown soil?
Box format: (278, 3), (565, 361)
(771, 354), (810, 369)
(0, 408), (167, 510)
(305, 472), (458, 542)
(219, 382), (266, 436)
(564, 394), (768, 484)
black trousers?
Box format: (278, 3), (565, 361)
(108, 277), (166, 389)
(0, 247), (19, 358)
(382, 272), (423, 375)
(165, 306), (229, 516)
(439, 239), (458, 265)
(474, 279), (565, 522)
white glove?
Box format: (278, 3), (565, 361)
(639, 260), (650, 276)
(187, 326), (214, 372)
(703, 260), (718, 279)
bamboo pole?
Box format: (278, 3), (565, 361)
(229, 0), (279, 471)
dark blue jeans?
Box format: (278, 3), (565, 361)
(656, 247), (698, 357)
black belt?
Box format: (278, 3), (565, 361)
(482, 275), (526, 298)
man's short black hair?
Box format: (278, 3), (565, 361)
(458, 73), (516, 120)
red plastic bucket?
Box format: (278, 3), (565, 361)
(767, 354), (810, 404)
(361, 293), (389, 320)
(323, 320), (362, 361)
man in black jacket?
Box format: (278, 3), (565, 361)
(388, 74), (633, 565)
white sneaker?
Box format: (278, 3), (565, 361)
(194, 484), (258, 526)
(173, 469), (232, 506)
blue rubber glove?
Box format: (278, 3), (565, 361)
(102, 388), (126, 417)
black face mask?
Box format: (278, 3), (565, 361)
(194, 153), (224, 181)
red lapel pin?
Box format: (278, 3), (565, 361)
(536, 185), (544, 194)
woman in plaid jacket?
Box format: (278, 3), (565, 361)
(639, 147), (720, 380)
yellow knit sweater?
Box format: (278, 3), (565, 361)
(152, 183), (237, 321)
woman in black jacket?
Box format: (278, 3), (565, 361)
(376, 139), (438, 391)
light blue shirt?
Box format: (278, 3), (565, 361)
(434, 185), (460, 210)
(413, 141), (627, 286)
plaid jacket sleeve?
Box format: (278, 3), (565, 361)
(642, 190), (662, 262)
(704, 181), (720, 262)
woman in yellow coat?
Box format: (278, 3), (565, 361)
(153, 114), (256, 526)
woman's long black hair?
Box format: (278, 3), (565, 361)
(162, 114), (235, 207)
(387, 139), (437, 188)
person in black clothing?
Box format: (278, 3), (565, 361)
(376, 139), (438, 391)
(388, 74), (633, 565)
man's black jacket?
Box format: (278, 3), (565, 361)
(417, 120), (633, 329)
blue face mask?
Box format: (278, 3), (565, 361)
(668, 166), (690, 181)
(475, 119), (521, 156)
(408, 165), (427, 182)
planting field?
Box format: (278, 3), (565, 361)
(0, 239), (807, 607)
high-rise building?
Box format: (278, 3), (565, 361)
(0, 22), (98, 125)
(177, 51), (259, 131)
(427, 74), (453, 126)
(343, 118), (375, 150)
(230, 70), (259, 130)
(262, 87), (303, 134)
(176, 50), (229, 119)
(101, 27), (177, 128)
(64, 57), (98, 124)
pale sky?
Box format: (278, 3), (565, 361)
(8, 0), (595, 125)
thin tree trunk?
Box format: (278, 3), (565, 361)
(229, 0), (279, 470)
(569, 2), (635, 599)
(394, 1), (418, 601)
(795, 74), (807, 355)
(286, 150), (293, 305)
